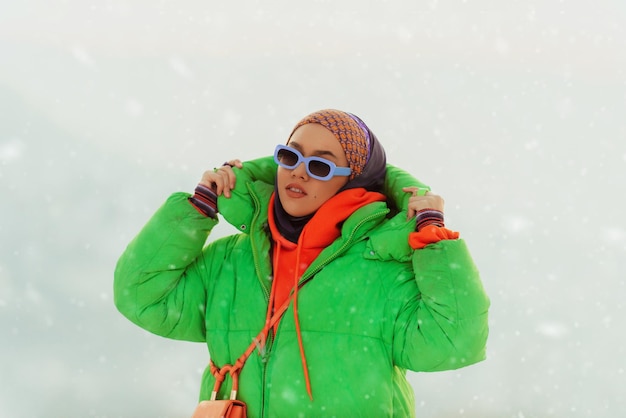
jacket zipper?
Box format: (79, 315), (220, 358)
(246, 184), (273, 417)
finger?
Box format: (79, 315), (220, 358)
(217, 165), (238, 192)
(226, 165), (239, 189)
(402, 186), (429, 197)
(226, 159), (243, 169)
(216, 170), (232, 198)
(403, 187), (417, 220)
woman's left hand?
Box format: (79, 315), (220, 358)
(198, 159), (243, 198)
(402, 187), (445, 220)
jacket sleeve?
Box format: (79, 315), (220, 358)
(113, 192), (221, 342)
(392, 238), (490, 371)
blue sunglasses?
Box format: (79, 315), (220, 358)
(274, 145), (351, 181)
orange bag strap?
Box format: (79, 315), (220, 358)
(209, 296), (292, 401)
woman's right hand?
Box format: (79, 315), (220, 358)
(199, 159), (243, 198)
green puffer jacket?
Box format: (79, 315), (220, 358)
(114, 157), (490, 418)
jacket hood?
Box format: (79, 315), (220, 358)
(217, 156), (431, 261)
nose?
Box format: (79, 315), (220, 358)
(291, 161), (308, 179)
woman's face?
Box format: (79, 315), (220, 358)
(277, 123), (350, 217)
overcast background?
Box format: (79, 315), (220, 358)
(1, 1), (625, 417)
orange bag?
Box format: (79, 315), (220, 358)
(191, 399), (246, 418)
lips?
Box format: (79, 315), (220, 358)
(285, 183), (307, 198)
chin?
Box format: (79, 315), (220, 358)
(278, 197), (313, 218)
(282, 203), (314, 218)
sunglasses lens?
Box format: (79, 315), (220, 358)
(275, 146), (337, 180)
(308, 160), (331, 178)
(277, 148), (299, 167)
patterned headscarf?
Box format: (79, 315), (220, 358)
(288, 109), (370, 180)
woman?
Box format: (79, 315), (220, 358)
(114, 109), (489, 417)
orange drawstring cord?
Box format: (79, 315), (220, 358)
(293, 248), (313, 401)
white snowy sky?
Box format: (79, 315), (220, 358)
(1, 1), (625, 417)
